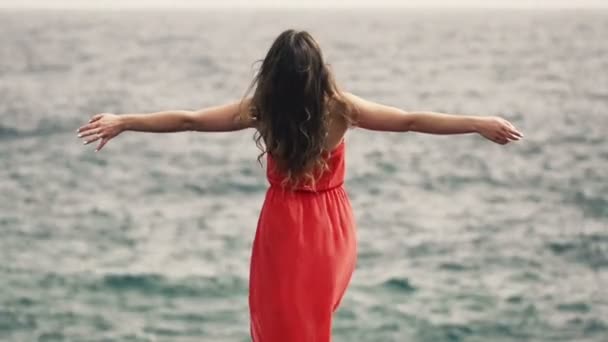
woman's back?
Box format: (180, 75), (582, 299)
(266, 136), (346, 192)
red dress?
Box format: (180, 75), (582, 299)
(249, 138), (358, 342)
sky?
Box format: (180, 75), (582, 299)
(1, 0), (607, 9)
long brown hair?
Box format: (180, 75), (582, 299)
(240, 29), (353, 188)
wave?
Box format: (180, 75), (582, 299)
(570, 190), (608, 218)
(557, 301), (591, 313)
(547, 233), (608, 269)
(381, 277), (417, 293)
(99, 273), (247, 298)
(0, 124), (21, 140)
(0, 121), (75, 141)
(37, 271), (248, 299)
(184, 180), (267, 195)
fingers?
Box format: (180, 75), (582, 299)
(82, 133), (102, 145)
(509, 128), (524, 139)
(506, 131), (522, 141)
(77, 122), (99, 134)
(89, 114), (104, 123)
(494, 131), (521, 144)
(78, 128), (101, 138)
(502, 120), (524, 138)
(76, 114), (112, 151)
(500, 124), (523, 141)
(79, 130), (111, 149)
(484, 117), (523, 145)
(500, 128), (519, 141)
(96, 137), (109, 152)
(76, 113), (105, 133)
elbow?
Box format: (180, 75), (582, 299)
(401, 113), (416, 132)
(181, 111), (197, 131)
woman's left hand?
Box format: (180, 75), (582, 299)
(76, 113), (124, 152)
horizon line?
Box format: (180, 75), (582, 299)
(1, 5), (607, 10)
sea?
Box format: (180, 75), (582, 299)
(0, 7), (607, 342)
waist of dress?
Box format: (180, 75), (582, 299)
(268, 181), (344, 194)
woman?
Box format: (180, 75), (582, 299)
(76, 29), (523, 341)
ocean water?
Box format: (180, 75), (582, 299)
(1, 8), (607, 342)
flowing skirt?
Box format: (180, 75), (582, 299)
(248, 185), (358, 342)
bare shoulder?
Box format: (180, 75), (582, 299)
(329, 92), (411, 132)
(335, 91), (376, 114)
(236, 96), (258, 129)
(327, 91), (361, 128)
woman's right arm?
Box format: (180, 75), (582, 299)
(76, 110), (193, 152)
(76, 98), (254, 152)
(119, 110), (192, 133)
(342, 92), (523, 145)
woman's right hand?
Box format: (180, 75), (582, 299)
(76, 113), (124, 152)
(476, 116), (524, 145)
